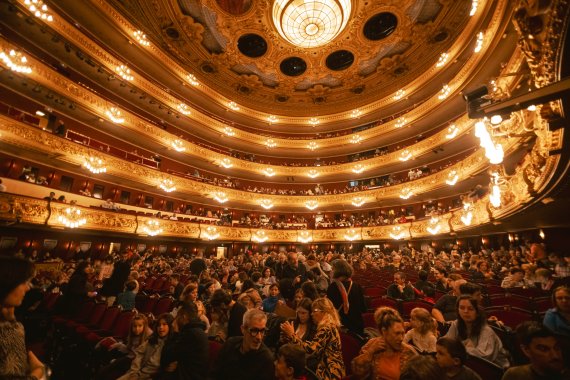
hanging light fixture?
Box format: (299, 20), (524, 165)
(213, 191), (228, 204)
(445, 125), (459, 139)
(298, 230), (313, 243)
(186, 73), (199, 86)
(427, 217), (441, 235)
(143, 219), (163, 236)
(399, 150), (412, 161)
(83, 156), (107, 174)
(395, 117), (407, 128)
(390, 225), (406, 240)
(177, 103), (191, 115)
(24, 0), (53, 21)
(262, 168), (275, 177)
(228, 101), (240, 111)
(446, 170), (459, 185)
(265, 139), (277, 148)
(252, 230), (269, 243)
(159, 178), (176, 193)
(220, 158), (233, 169)
(58, 206), (87, 228)
(351, 197), (365, 207)
(307, 141), (319, 151)
(133, 30), (150, 46)
(399, 187), (414, 199)
(350, 134), (362, 144)
(307, 169), (319, 178)
(305, 200), (318, 210)
(203, 226), (220, 240)
(394, 89), (406, 100)
(223, 127), (235, 137)
(106, 107), (125, 124)
(461, 203), (473, 226)
(273, 0), (352, 48)
(352, 164), (364, 174)
(171, 139), (186, 152)
(116, 65), (134, 81)
(0, 50), (32, 74)
(344, 229), (360, 241)
(260, 199), (274, 209)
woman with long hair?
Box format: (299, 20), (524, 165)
(0, 256), (44, 379)
(444, 295), (510, 368)
(543, 286), (570, 338)
(353, 307), (417, 380)
(281, 297), (345, 379)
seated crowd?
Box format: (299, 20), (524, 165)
(1, 242), (570, 379)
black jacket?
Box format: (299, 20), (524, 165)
(161, 319), (209, 380)
(214, 336), (275, 380)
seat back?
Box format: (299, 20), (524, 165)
(208, 340), (223, 376)
(339, 331), (362, 375)
(369, 297), (398, 312)
(362, 312), (377, 329)
(464, 354), (504, 379)
(86, 302), (108, 326)
(363, 287), (384, 298)
(75, 300), (96, 321)
(141, 296), (159, 313)
(401, 301), (433, 319)
(135, 293), (149, 311)
(485, 306), (534, 329)
(111, 310), (136, 338)
(153, 296), (174, 315)
(99, 306), (121, 331)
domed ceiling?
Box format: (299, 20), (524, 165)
(103, 0), (492, 122)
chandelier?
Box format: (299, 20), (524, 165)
(159, 178), (176, 193)
(220, 158), (233, 168)
(399, 187), (414, 200)
(445, 170), (459, 186)
(260, 199), (274, 209)
(171, 139), (186, 152)
(143, 219), (163, 236)
(24, 0), (53, 22)
(352, 164), (364, 174)
(223, 127), (235, 137)
(177, 103), (191, 115)
(252, 230), (269, 243)
(351, 197), (365, 207)
(390, 225), (406, 240)
(350, 134), (362, 144)
(445, 125), (459, 139)
(461, 202), (473, 226)
(427, 217), (441, 235)
(58, 207), (87, 229)
(305, 200), (318, 210)
(344, 229), (360, 241)
(263, 168), (275, 177)
(298, 230), (313, 243)
(83, 156), (107, 174)
(115, 65), (133, 81)
(0, 50), (32, 74)
(106, 107), (124, 124)
(133, 30), (150, 46)
(307, 141), (319, 151)
(273, 0), (351, 48)
(203, 226), (220, 240)
(213, 191), (228, 204)
(307, 169), (319, 178)
(399, 150), (412, 162)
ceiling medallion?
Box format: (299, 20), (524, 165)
(272, 0), (352, 48)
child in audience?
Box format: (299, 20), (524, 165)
(435, 337), (482, 380)
(404, 307), (437, 353)
(263, 283), (284, 313)
(116, 280), (138, 311)
(117, 313), (173, 380)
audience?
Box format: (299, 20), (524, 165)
(435, 337), (482, 380)
(404, 307), (437, 353)
(543, 286), (570, 338)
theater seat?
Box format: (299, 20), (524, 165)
(464, 354), (504, 379)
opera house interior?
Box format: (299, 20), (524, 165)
(0, 0), (569, 379)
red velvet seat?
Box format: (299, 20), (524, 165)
(85, 309), (135, 345)
(77, 306), (120, 339)
(401, 300), (433, 319)
(141, 296), (159, 314)
(69, 302), (107, 334)
(488, 295), (531, 310)
(484, 306), (534, 329)
(464, 354), (504, 379)
(369, 297), (398, 311)
(339, 332), (362, 375)
(362, 312), (377, 329)
(153, 296), (174, 315)
(363, 287), (384, 298)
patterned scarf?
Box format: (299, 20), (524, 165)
(333, 279), (352, 314)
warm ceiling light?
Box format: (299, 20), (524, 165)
(436, 52), (449, 67)
(213, 191), (228, 204)
(105, 107), (125, 123)
(0, 50), (32, 74)
(228, 101), (240, 111)
(83, 156), (107, 174)
(395, 117), (407, 128)
(171, 139), (186, 152)
(489, 173), (502, 208)
(186, 73), (199, 86)
(203, 226), (220, 240)
(351, 197), (365, 207)
(350, 109), (362, 118)
(159, 178), (176, 193)
(35, 110), (45, 117)
(446, 125), (459, 139)
(427, 217), (441, 235)
(177, 103), (191, 115)
(223, 127), (235, 137)
(252, 230), (269, 243)
(24, 0), (53, 22)
(307, 141), (319, 151)
(527, 105), (537, 111)
(265, 139), (277, 148)
(262, 168), (275, 177)
(272, 0), (352, 48)
(344, 229), (360, 241)
(461, 203), (473, 226)
(268, 115), (278, 124)
(298, 230), (313, 243)
(399, 187), (414, 199)
(308, 118), (320, 126)
(490, 115), (503, 125)
(350, 134), (362, 144)
(133, 30), (150, 46)
(394, 89), (406, 100)
(352, 164), (364, 174)
(260, 199), (274, 209)
(475, 121), (504, 164)
(446, 170), (459, 185)
(305, 200), (318, 210)
(474, 32), (484, 53)
(220, 158), (233, 169)
(116, 65), (134, 81)
(470, 0), (479, 16)
(399, 150), (412, 161)
(307, 169), (319, 178)
(143, 219), (163, 236)
(58, 206), (87, 229)
(390, 225), (406, 240)
(438, 84), (451, 100)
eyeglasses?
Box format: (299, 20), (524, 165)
(312, 308), (323, 313)
(247, 328), (267, 337)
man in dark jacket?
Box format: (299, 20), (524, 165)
(161, 302), (209, 379)
(214, 309), (275, 380)
(280, 252), (306, 285)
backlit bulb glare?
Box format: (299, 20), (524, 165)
(223, 127), (235, 137)
(527, 105), (536, 111)
(438, 84), (451, 100)
(446, 125), (459, 139)
(436, 52), (449, 67)
(116, 65), (134, 81)
(305, 201), (318, 210)
(399, 150), (412, 161)
(134, 30), (150, 46)
(263, 168), (275, 177)
(159, 179), (176, 193)
(308, 118), (320, 126)
(350, 135), (362, 144)
(399, 188), (414, 199)
(106, 107), (125, 123)
(268, 115), (278, 124)
(220, 158), (233, 168)
(0, 50), (32, 74)
(265, 139), (277, 148)
(203, 226), (220, 240)
(252, 231), (269, 243)
(298, 231), (312, 243)
(307, 142), (319, 151)
(390, 226), (406, 240)
(171, 139), (186, 152)
(446, 171), (459, 185)
(395, 117), (407, 128)
(394, 89), (406, 100)
(352, 164), (364, 174)
(177, 103), (191, 115)
(470, 0), (478, 16)
(474, 32), (484, 53)
(490, 115), (503, 125)
(351, 197), (365, 207)
(260, 200), (274, 209)
(490, 185), (501, 207)
(344, 229), (360, 241)
(307, 170), (319, 178)
(186, 73), (199, 86)
(461, 211), (473, 226)
(213, 192), (228, 203)
(228, 101), (240, 111)
(351, 109), (362, 118)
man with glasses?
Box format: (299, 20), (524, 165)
(214, 308), (275, 380)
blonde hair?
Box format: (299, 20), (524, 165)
(312, 297), (341, 328)
(410, 307), (437, 335)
